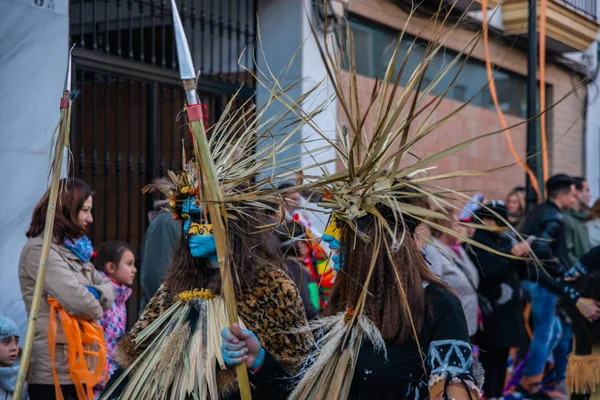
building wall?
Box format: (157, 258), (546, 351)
(585, 43), (600, 199)
(256, 0), (338, 234)
(344, 0), (587, 198)
(0, 0), (70, 339)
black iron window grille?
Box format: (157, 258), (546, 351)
(68, 0), (257, 322)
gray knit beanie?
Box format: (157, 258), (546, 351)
(0, 314), (19, 340)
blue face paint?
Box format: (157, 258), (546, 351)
(181, 195), (218, 261)
(322, 234), (340, 250)
(182, 195), (202, 216)
(323, 234), (343, 271)
(331, 254), (341, 272)
(188, 234), (218, 262)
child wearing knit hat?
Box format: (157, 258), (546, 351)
(0, 314), (27, 399)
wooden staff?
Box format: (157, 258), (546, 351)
(13, 47), (75, 400)
(170, 1), (252, 398)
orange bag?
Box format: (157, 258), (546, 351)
(47, 297), (107, 400)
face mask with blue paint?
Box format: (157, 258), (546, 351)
(181, 195), (218, 263)
(323, 215), (343, 272)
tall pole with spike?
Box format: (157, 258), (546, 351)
(170, 2), (252, 399)
(13, 46), (75, 400)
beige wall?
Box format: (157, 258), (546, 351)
(340, 0), (587, 199)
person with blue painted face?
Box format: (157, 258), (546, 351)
(106, 169), (313, 400)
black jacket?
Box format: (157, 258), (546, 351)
(560, 246), (600, 355)
(467, 229), (527, 349)
(248, 285), (480, 400)
(520, 201), (579, 303)
(521, 200), (569, 278)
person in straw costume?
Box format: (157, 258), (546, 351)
(100, 88), (327, 399)
(220, 7), (503, 398)
(223, 179), (484, 400)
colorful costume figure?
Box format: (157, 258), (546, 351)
(101, 161), (313, 400)
(99, 2), (329, 397)
(291, 211), (335, 310)
(562, 246), (600, 399)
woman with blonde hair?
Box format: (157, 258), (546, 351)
(505, 189), (525, 228)
(586, 198), (600, 248)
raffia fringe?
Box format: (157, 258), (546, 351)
(566, 353), (600, 394)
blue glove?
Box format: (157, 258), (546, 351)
(323, 234), (343, 271)
(221, 324), (265, 371)
(86, 286), (101, 299)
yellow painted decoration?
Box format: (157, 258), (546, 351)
(323, 214), (342, 242)
(188, 223), (214, 236)
(178, 288), (215, 301)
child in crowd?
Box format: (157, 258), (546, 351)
(93, 241), (137, 395)
(0, 314), (27, 400)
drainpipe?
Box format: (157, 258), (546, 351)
(525, 0), (539, 212)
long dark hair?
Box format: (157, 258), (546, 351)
(326, 203), (448, 344)
(164, 206), (283, 295)
(26, 178), (93, 241)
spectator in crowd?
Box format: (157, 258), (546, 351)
(140, 199), (181, 310)
(563, 177), (591, 266)
(93, 241), (137, 395)
(467, 201), (529, 400)
(458, 193), (484, 238)
(518, 174), (599, 397)
(275, 221), (320, 320)
(550, 177), (591, 397)
(423, 206), (480, 338)
(559, 246), (600, 400)
(506, 189), (526, 228)
(0, 314), (28, 400)
(19, 178), (115, 400)
(587, 198), (600, 248)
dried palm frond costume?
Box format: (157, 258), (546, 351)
(100, 89), (328, 400)
(218, 6), (523, 400)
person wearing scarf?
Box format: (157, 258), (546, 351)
(0, 314), (28, 400)
(19, 179), (115, 400)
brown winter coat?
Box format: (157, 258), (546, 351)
(18, 236), (115, 385)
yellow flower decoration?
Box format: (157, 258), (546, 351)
(181, 186), (190, 194)
(178, 288), (215, 302)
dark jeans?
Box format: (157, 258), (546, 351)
(479, 347), (510, 398)
(521, 280), (558, 378)
(29, 384), (79, 400)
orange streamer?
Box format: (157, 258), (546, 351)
(481, 0), (542, 200)
(47, 297), (107, 400)
(539, 0), (549, 197)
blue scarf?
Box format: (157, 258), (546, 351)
(63, 236), (94, 263)
(0, 358), (19, 393)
